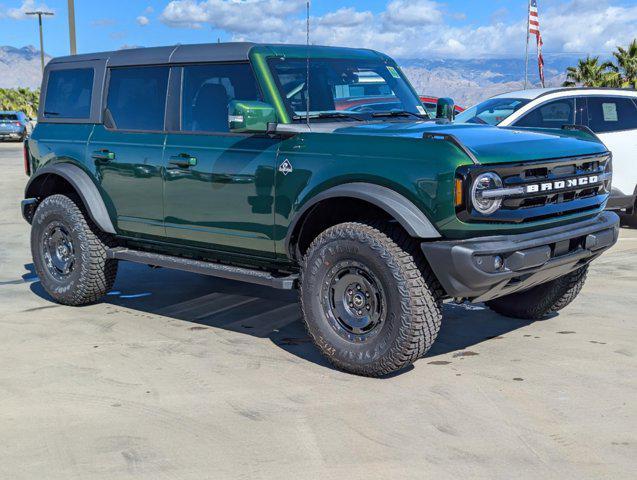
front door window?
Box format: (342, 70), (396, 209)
(514, 98), (576, 129)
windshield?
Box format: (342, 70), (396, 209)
(0, 114), (19, 122)
(268, 57), (427, 121)
(455, 98), (530, 125)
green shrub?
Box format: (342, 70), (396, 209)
(0, 88), (40, 118)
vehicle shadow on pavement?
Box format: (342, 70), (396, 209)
(26, 261), (534, 375)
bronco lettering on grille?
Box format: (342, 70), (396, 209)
(525, 175), (600, 194)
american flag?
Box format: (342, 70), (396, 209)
(528, 0), (545, 86)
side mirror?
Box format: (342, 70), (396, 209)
(229, 100), (277, 133)
(436, 97), (456, 121)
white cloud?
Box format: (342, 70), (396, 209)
(136, 15), (150, 26)
(144, 6), (154, 14)
(159, 0), (637, 59)
(160, 0), (305, 33)
(319, 8), (373, 28)
(382, 0), (444, 27)
(6, 0), (54, 20)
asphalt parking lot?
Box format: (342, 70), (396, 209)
(0, 141), (635, 479)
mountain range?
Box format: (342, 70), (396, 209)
(0, 46), (51, 90)
(1, 45), (582, 108)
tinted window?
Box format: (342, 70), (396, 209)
(423, 102), (437, 117)
(44, 68), (94, 118)
(586, 97), (637, 133)
(455, 98), (530, 125)
(181, 63), (261, 133)
(0, 114), (19, 121)
(269, 58), (425, 120)
(107, 66), (169, 131)
(514, 98), (575, 128)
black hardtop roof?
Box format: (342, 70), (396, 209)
(49, 42), (257, 66)
(48, 42), (384, 67)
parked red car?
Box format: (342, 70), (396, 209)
(420, 96), (465, 117)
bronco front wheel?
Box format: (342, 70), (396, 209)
(486, 266), (589, 320)
(300, 222), (442, 377)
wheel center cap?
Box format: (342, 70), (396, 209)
(352, 293), (365, 308)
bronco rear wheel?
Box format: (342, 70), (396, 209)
(300, 222), (442, 377)
(31, 194), (118, 306)
(486, 265), (588, 320)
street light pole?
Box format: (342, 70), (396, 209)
(26, 11), (54, 74)
(67, 0), (77, 55)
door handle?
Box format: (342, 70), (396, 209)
(169, 154), (197, 168)
(92, 149), (115, 162)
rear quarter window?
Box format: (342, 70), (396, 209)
(44, 68), (94, 119)
(587, 97), (637, 133)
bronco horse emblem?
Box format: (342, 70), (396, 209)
(279, 159), (293, 176)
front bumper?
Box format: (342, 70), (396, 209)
(421, 211), (619, 303)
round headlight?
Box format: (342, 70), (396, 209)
(471, 172), (503, 215)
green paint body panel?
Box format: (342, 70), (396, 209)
(27, 44), (610, 272)
(163, 132), (281, 256)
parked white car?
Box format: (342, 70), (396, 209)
(456, 88), (637, 221)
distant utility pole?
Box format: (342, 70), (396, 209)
(68, 0), (77, 55)
(26, 10), (54, 74)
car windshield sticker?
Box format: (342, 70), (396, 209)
(602, 103), (618, 122)
(386, 66), (401, 79)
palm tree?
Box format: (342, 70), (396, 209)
(611, 39), (637, 88)
(562, 56), (616, 87)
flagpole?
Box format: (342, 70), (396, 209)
(524, 0), (530, 89)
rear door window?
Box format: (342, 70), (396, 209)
(180, 63), (261, 133)
(106, 66), (169, 131)
(43, 68), (94, 118)
(586, 97), (637, 133)
(514, 98), (575, 128)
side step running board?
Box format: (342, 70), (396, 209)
(107, 247), (298, 290)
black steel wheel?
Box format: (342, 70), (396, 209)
(41, 222), (76, 281)
(300, 221), (443, 377)
(31, 194), (117, 306)
(321, 260), (387, 342)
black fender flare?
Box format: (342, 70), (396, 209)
(25, 163), (116, 234)
(285, 182), (440, 256)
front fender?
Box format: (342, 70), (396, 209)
(284, 182), (441, 256)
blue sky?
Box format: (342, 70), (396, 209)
(1, 0), (636, 59)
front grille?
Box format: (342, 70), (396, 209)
(458, 153), (612, 223)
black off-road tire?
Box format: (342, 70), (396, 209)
(300, 222), (443, 377)
(486, 266), (588, 320)
(620, 205), (637, 228)
(31, 194), (118, 306)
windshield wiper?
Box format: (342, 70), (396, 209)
(372, 110), (424, 120)
(293, 112), (364, 122)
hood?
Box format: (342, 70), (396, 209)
(329, 121), (608, 164)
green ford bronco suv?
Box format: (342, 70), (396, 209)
(22, 43), (619, 376)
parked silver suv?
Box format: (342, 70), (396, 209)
(0, 111), (30, 142)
